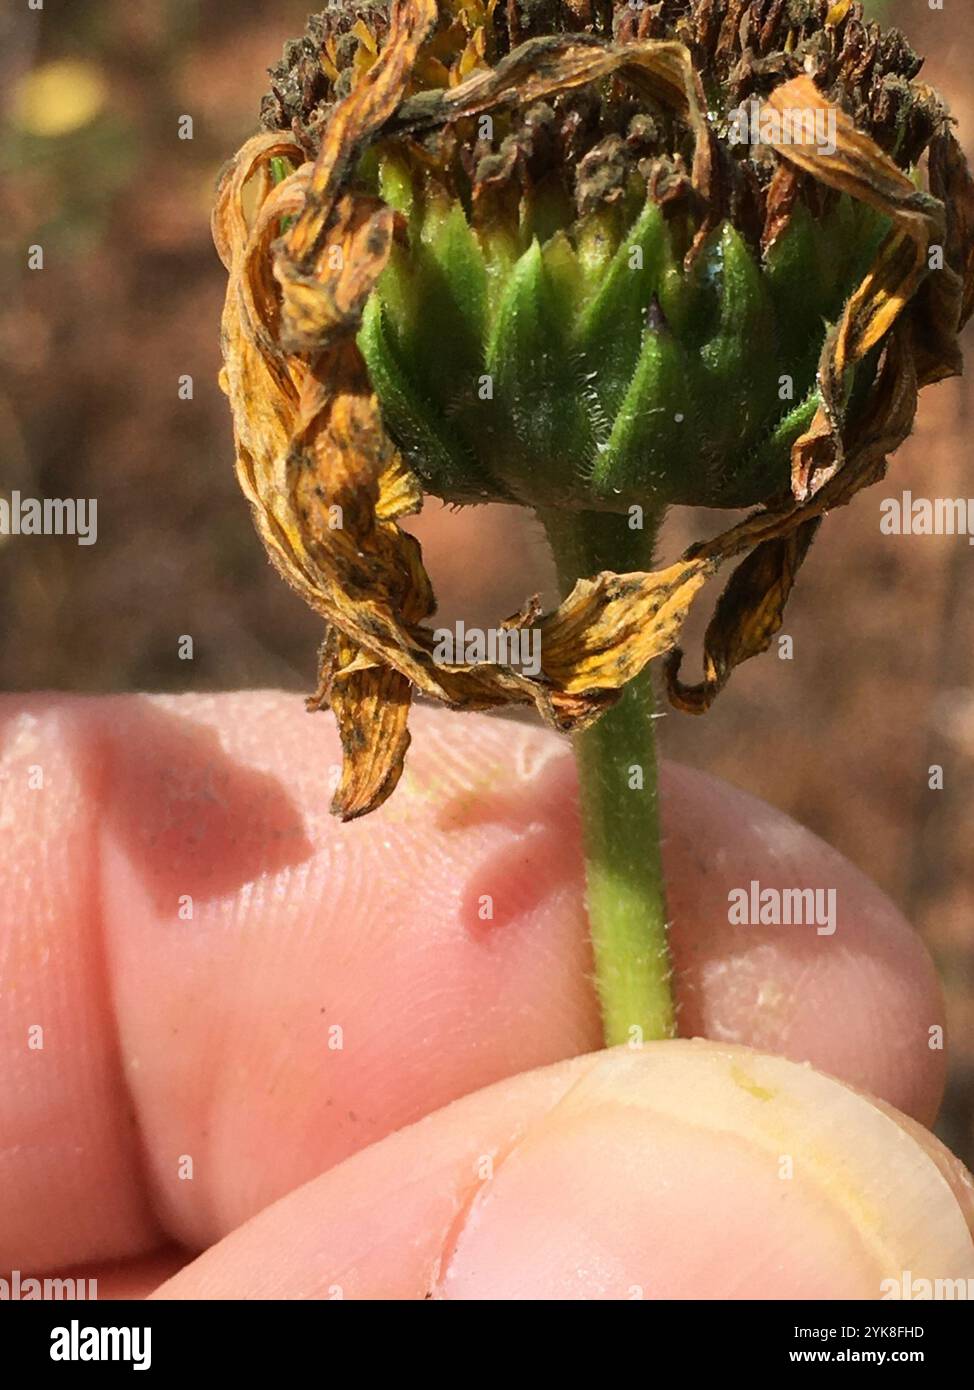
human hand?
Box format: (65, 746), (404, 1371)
(1, 691), (970, 1299)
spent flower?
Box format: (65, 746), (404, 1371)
(213, 0), (974, 1041)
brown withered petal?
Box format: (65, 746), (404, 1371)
(310, 629), (415, 820)
(762, 76), (943, 500)
(215, 2), (974, 816)
(539, 560), (715, 695)
(760, 163), (800, 255)
(914, 128), (974, 386)
(666, 522), (820, 715)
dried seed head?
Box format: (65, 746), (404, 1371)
(258, 2), (955, 514)
(261, 2), (943, 215)
(216, 0), (974, 815)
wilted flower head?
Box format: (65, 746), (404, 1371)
(213, 0), (974, 817)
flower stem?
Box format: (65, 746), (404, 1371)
(539, 506), (675, 1047)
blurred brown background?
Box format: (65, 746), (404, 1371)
(1, 2), (972, 1160)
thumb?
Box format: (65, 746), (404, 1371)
(153, 1041), (974, 1300)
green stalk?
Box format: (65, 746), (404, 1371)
(539, 506), (675, 1046)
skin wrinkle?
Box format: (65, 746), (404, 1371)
(77, 712), (153, 1246)
(310, 1167), (447, 1297)
(430, 1050), (607, 1296)
(435, 1055), (872, 1296)
(179, 1055), (607, 1300)
(1, 700), (163, 1264)
(83, 697), (248, 1252)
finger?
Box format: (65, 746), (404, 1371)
(663, 762), (946, 1125)
(56, 1249), (190, 1301)
(152, 1043), (974, 1300)
(0, 692), (944, 1273)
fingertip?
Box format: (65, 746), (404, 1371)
(661, 763), (947, 1125)
(153, 1044), (974, 1300)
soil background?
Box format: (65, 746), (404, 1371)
(2, 2), (973, 1163)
